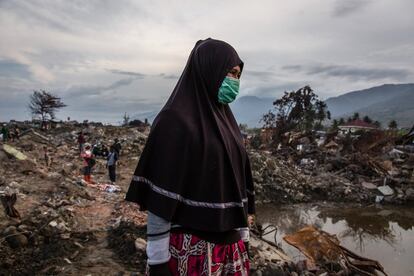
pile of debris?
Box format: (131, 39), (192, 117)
(0, 122), (406, 274)
(250, 129), (414, 205)
(0, 124), (150, 274)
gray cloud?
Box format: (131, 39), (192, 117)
(245, 82), (308, 98)
(158, 73), (179, 80)
(108, 69), (146, 78)
(1, 0), (414, 122)
(0, 0), (147, 33)
(332, 0), (372, 17)
(0, 59), (32, 79)
(243, 70), (276, 82)
(281, 65), (302, 71)
(63, 77), (138, 99)
(283, 64), (411, 81)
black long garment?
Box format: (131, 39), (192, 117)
(126, 38), (255, 232)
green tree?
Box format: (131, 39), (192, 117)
(260, 110), (276, 129)
(313, 121), (324, 131)
(373, 121), (381, 128)
(330, 119), (339, 130)
(388, 120), (398, 129)
(363, 115), (373, 124)
(261, 86), (330, 143)
(352, 112), (360, 120)
(239, 123), (248, 132)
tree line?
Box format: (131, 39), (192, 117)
(260, 85), (399, 143)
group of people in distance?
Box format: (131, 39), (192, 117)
(1, 124), (20, 142)
(77, 131), (121, 185)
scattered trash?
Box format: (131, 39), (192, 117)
(0, 123), (150, 275)
(0, 121), (412, 275)
(103, 184), (121, 193)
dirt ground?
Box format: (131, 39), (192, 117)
(2, 124), (402, 275)
(0, 126), (149, 275)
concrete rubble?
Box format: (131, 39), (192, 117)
(1, 122), (409, 275)
(0, 124), (151, 274)
(249, 129), (414, 206)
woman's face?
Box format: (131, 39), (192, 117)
(227, 65), (241, 79)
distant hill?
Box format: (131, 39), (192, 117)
(230, 96), (274, 127)
(325, 83), (414, 127)
(233, 83), (414, 128)
(131, 83), (414, 128)
(131, 96), (274, 127)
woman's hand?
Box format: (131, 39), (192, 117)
(248, 214), (255, 227)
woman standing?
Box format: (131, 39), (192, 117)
(106, 145), (118, 184)
(126, 38), (255, 275)
(81, 143), (95, 184)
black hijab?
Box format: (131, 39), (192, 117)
(126, 38), (255, 232)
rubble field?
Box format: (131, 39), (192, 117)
(250, 130), (414, 206)
(1, 125), (149, 275)
(1, 124), (411, 275)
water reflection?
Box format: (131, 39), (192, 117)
(257, 203), (414, 276)
(319, 206), (414, 251)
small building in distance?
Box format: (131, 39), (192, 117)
(338, 119), (379, 134)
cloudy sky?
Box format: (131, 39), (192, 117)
(1, 0), (413, 123)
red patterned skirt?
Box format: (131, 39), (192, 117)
(149, 232), (250, 275)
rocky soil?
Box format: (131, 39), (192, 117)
(249, 134), (414, 206)
(0, 125), (149, 275)
(1, 124), (409, 275)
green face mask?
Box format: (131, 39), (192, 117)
(217, 76), (240, 104)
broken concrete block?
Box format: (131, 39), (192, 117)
(3, 225), (28, 248)
(375, 196), (384, 203)
(3, 225), (17, 235)
(134, 237), (146, 251)
(2, 145), (27, 160)
(0, 150), (9, 163)
(361, 182), (377, 190)
(377, 185), (394, 196)
(6, 233), (28, 248)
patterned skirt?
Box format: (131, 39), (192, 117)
(148, 232), (250, 276)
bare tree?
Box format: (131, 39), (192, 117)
(28, 90), (66, 128)
(122, 112), (130, 126)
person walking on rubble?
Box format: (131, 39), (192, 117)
(10, 126), (20, 142)
(77, 131), (86, 154)
(106, 145), (118, 184)
(13, 127), (20, 141)
(126, 38), (255, 275)
(43, 146), (50, 167)
(112, 138), (122, 156)
(1, 124), (9, 142)
(81, 143), (96, 184)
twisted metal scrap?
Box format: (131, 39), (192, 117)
(1, 193), (21, 218)
(284, 225), (388, 276)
